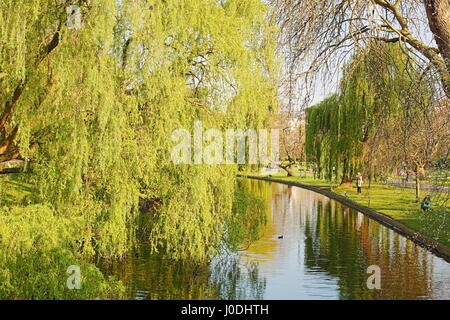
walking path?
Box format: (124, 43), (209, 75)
(383, 180), (450, 194)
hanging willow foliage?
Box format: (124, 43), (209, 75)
(0, 0), (279, 293)
(306, 42), (429, 184)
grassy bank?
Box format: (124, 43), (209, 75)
(251, 172), (450, 248)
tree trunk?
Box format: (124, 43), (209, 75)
(282, 166), (294, 177)
(341, 158), (352, 185)
(280, 163), (294, 177)
(415, 174), (421, 203)
(0, 85), (25, 131)
(0, 31), (61, 169)
(424, 0), (450, 97)
(0, 168), (21, 174)
(415, 164), (423, 202)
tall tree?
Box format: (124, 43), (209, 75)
(306, 42), (433, 185)
(0, 0), (279, 263)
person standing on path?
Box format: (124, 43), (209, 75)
(356, 172), (363, 194)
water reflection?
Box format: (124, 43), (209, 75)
(100, 246), (267, 300)
(103, 179), (450, 300)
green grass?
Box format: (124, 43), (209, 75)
(252, 172), (450, 248)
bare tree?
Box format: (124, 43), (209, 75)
(390, 98), (450, 201)
(274, 111), (305, 176)
(271, 0), (450, 98)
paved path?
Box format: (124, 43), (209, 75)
(383, 180), (450, 194)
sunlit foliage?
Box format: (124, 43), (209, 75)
(0, 0), (278, 298)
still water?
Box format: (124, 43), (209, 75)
(103, 179), (450, 300)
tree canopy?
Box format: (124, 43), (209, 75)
(305, 42), (445, 186)
(0, 0), (279, 288)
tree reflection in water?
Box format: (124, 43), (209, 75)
(209, 254), (266, 300)
(303, 199), (437, 299)
(99, 182), (268, 300)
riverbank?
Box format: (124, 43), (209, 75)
(238, 174), (450, 263)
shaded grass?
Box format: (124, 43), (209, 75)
(0, 173), (37, 206)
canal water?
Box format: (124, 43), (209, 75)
(103, 179), (450, 300)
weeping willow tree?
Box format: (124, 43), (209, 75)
(0, 0), (278, 297)
(305, 94), (339, 180)
(306, 42), (428, 185)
